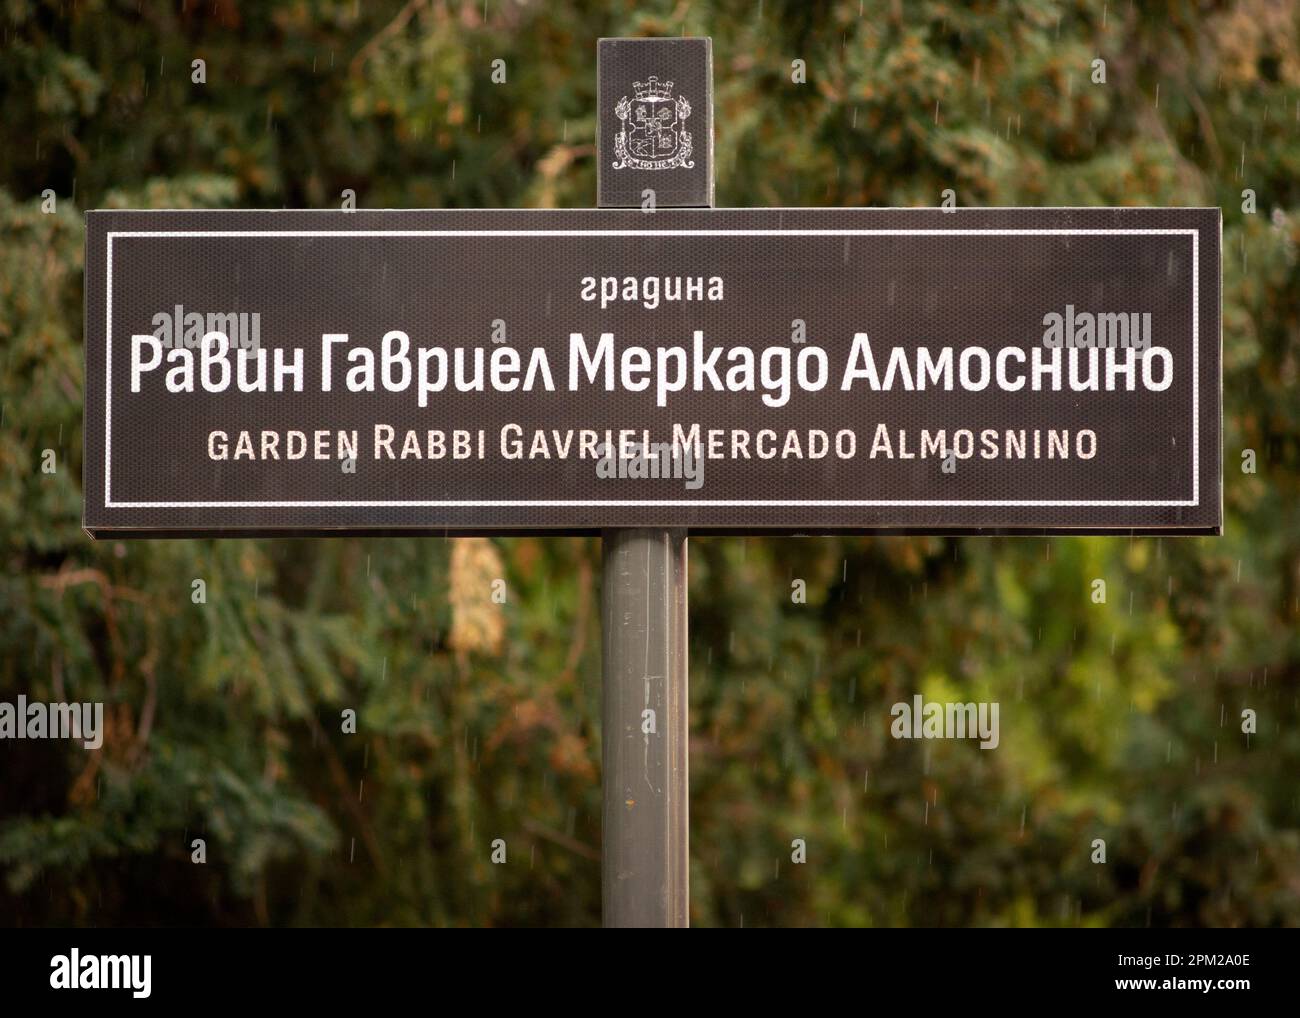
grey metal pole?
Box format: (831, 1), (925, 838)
(596, 36), (711, 928)
(601, 529), (689, 927)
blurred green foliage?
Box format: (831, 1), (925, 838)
(1, 0), (1299, 927)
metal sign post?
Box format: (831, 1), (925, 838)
(597, 37), (712, 928)
(601, 528), (690, 927)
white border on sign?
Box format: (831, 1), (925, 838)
(103, 228), (1200, 509)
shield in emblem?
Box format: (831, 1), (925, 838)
(629, 98), (678, 159)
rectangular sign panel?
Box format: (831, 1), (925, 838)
(83, 208), (1220, 537)
(597, 36), (714, 208)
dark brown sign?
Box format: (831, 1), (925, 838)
(83, 207), (1220, 537)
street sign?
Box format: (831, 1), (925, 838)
(83, 206), (1220, 537)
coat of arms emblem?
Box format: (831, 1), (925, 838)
(612, 76), (694, 170)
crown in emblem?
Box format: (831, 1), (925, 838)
(632, 76), (674, 100)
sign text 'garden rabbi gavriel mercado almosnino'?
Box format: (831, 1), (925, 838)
(83, 207), (1220, 537)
